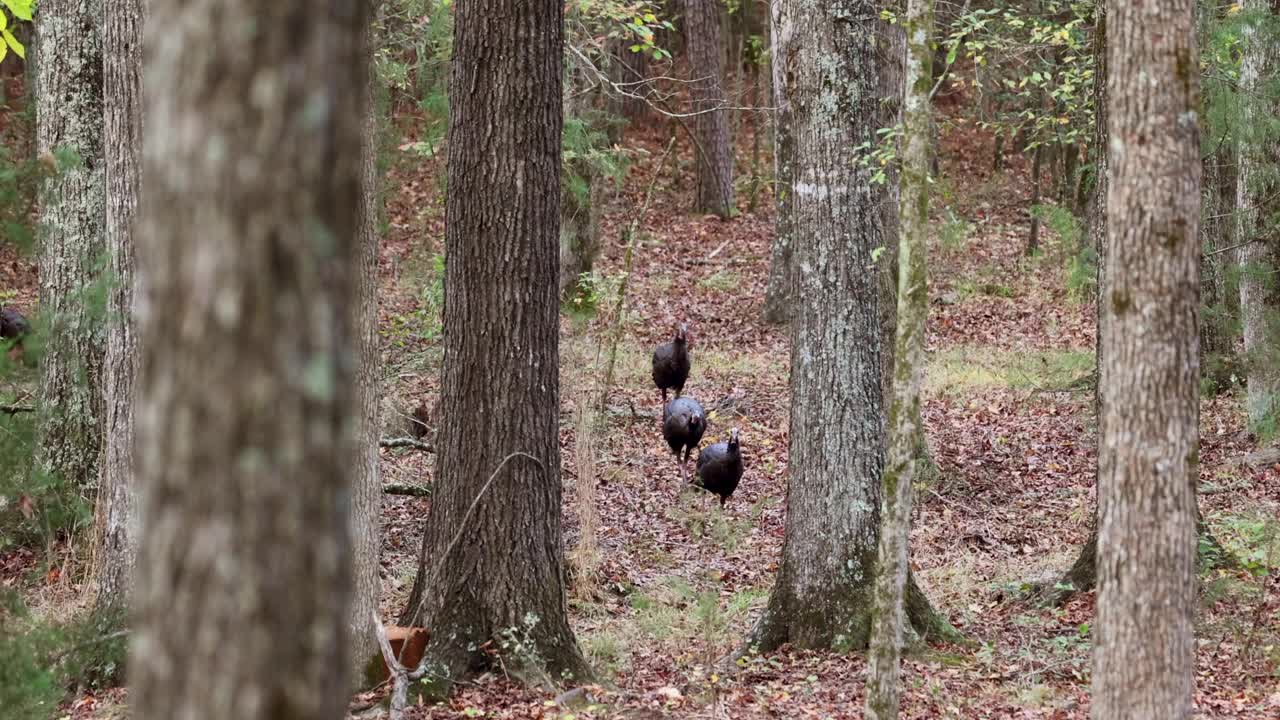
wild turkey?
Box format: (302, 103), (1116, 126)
(409, 401), (433, 440)
(651, 323), (691, 403)
(662, 395), (705, 482)
(692, 428), (743, 507)
(0, 307), (29, 341)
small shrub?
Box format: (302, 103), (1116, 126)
(0, 593), (129, 720)
(938, 208), (972, 252)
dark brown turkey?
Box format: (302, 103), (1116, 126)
(651, 323), (691, 403)
(692, 428), (743, 507)
(0, 307), (30, 341)
(662, 395), (705, 482)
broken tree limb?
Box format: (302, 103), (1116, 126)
(384, 483), (432, 497)
(380, 437), (432, 452)
(1224, 446), (1280, 468)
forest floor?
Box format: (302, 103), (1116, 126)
(360, 103), (1280, 718)
(2, 92), (1278, 719)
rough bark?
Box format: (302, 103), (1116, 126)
(748, 0), (891, 653)
(1237, 0), (1280, 432)
(89, 0), (142, 610)
(34, 0), (106, 494)
(129, 3), (369, 719)
(397, 0), (589, 686)
(350, 11), (384, 678)
(866, 2), (932, 717)
(1092, 1), (1201, 717)
(684, 0), (734, 217)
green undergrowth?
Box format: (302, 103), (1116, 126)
(927, 346), (1094, 396)
(578, 573), (768, 681)
(0, 593), (128, 720)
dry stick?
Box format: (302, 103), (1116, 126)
(379, 436), (432, 451)
(598, 138), (678, 413)
(0, 404), (35, 414)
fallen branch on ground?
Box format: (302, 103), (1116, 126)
(1224, 446), (1280, 468)
(380, 437), (432, 452)
(384, 483), (432, 497)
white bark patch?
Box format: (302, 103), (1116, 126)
(794, 182), (849, 200)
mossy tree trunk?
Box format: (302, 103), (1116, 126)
(684, 0), (734, 217)
(89, 0), (142, 611)
(1237, 0), (1280, 433)
(750, 0), (913, 653)
(1093, 0), (1201, 716)
(397, 0), (590, 687)
(129, 2), (369, 718)
(865, 2), (932, 717)
(34, 0), (106, 495)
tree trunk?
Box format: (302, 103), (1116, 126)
(397, 0), (589, 687)
(1237, 0), (1280, 432)
(560, 86), (603, 300)
(607, 40), (648, 127)
(34, 0), (106, 495)
(1045, 3), (1107, 607)
(684, 0), (734, 217)
(748, 0), (892, 653)
(89, 0), (142, 610)
(1093, 1), (1201, 717)
(759, 0), (793, 325)
(349, 11), (384, 680)
(129, 3), (369, 719)
(1201, 141), (1238, 385)
(1027, 142), (1043, 255)
(866, 2), (932, 717)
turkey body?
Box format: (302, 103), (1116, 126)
(0, 308), (29, 340)
(694, 428), (743, 506)
(662, 395), (705, 481)
(651, 323), (691, 402)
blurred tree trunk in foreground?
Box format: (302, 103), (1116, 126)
(1093, 0), (1201, 717)
(130, 2), (369, 718)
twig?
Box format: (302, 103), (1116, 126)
(929, 0), (973, 101)
(1203, 237), (1260, 258)
(47, 629), (130, 665)
(705, 238), (731, 260)
(566, 43), (772, 119)
(0, 404), (35, 414)
(380, 437), (433, 451)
